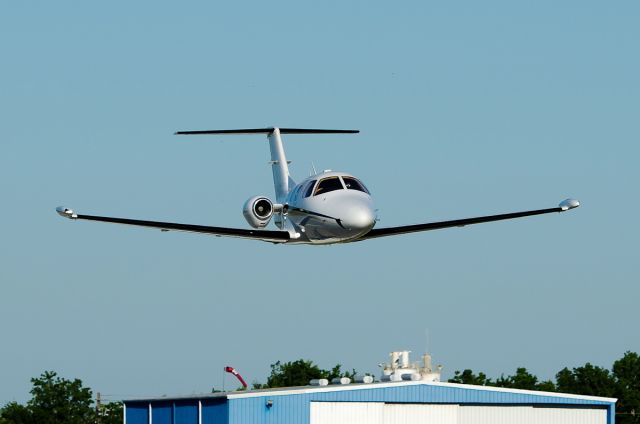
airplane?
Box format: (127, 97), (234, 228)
(56, 127), (580, 245)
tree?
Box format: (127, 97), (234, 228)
(0, 402), (31, 424)
(613, 351), (640, 424)
(494, 367), (556, 391)
(98, 402), (124, 424)
(555, 363), (617, 398)
(448, 369), (493, 386)
(326, 364), (358, 381)
(0, 371), (94, 424)
(252, 359), (359, 389)
(27, 371), (94, 424)
(535, 379), (557, 392)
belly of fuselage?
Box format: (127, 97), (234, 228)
(287, 212), (370, 244)
(287, 213), (344, 243)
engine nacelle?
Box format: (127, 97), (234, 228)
(242, 196), (274, 228)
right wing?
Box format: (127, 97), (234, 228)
(359, 199), (580, 241)
(55, 207), (290, 243)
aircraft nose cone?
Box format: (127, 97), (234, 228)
(341, 201), (375, 231)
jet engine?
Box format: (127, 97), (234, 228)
(242, 196), (274, 228)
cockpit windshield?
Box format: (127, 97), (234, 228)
(342, 177), (370, 194)
(313, 177), (344, 196)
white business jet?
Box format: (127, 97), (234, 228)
(56, 127), (580, 245)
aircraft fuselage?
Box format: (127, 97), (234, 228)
(280, 171), (376, 244)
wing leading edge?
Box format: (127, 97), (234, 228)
(55, 207), (290, 243)
(359, 199), (580, 241)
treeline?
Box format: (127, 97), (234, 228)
(0, 371), (121, 424)
(448, 351), (639, 423)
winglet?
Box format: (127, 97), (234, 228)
(559, 198), (580, 211)
(56, 206), (78, 219)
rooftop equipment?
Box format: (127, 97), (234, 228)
(380, 351), (442, 382)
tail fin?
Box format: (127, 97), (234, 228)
(267, 128), (293, 203)
(175, 127), (359, 202)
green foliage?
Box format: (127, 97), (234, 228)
(0, 371), (103, 424)
(27, 371), (94, 424)
(613, 351), (640, 424)
(326, 364), (358, 381)
(555, 363), (617, 398)
(253, 359), (323, 389)
(0, 402), (31, 424)
(252, 359), (359, 389)
(450, 367), (555, 391)
(494, 367), (556, 391)
(98, 402), (123, 424)
(449, 369), (493, 386)
(535, 379), (557, 392)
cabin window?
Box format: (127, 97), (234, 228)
(303, 180), (317, 198)
(342, 177), (370, 194)
(314, 177), (344, 196)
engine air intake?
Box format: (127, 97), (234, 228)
(243, 196), (274, 228)
(254, 198), (273, 218)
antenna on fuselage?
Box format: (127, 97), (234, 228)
(311, 162), (317, 176)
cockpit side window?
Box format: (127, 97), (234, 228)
(303, 180), (317, 198)
(342, 177), (370, 194)
(314, 177), (344, 196)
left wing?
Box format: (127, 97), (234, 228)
(359, 199), (580, 241)
(55, 207), (291, 243)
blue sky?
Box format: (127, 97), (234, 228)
(1, 0), (638, 403)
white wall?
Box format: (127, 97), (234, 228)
(310, 402), (607, 424)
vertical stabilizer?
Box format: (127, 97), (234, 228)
(268, 128), (294, 203)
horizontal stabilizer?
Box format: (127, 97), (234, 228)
(175, 127), (359, 136)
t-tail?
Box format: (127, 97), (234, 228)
(175, 127), (359, 203)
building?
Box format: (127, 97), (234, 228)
(123, 351), (616, 423)
(124, 379), (616, 424)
